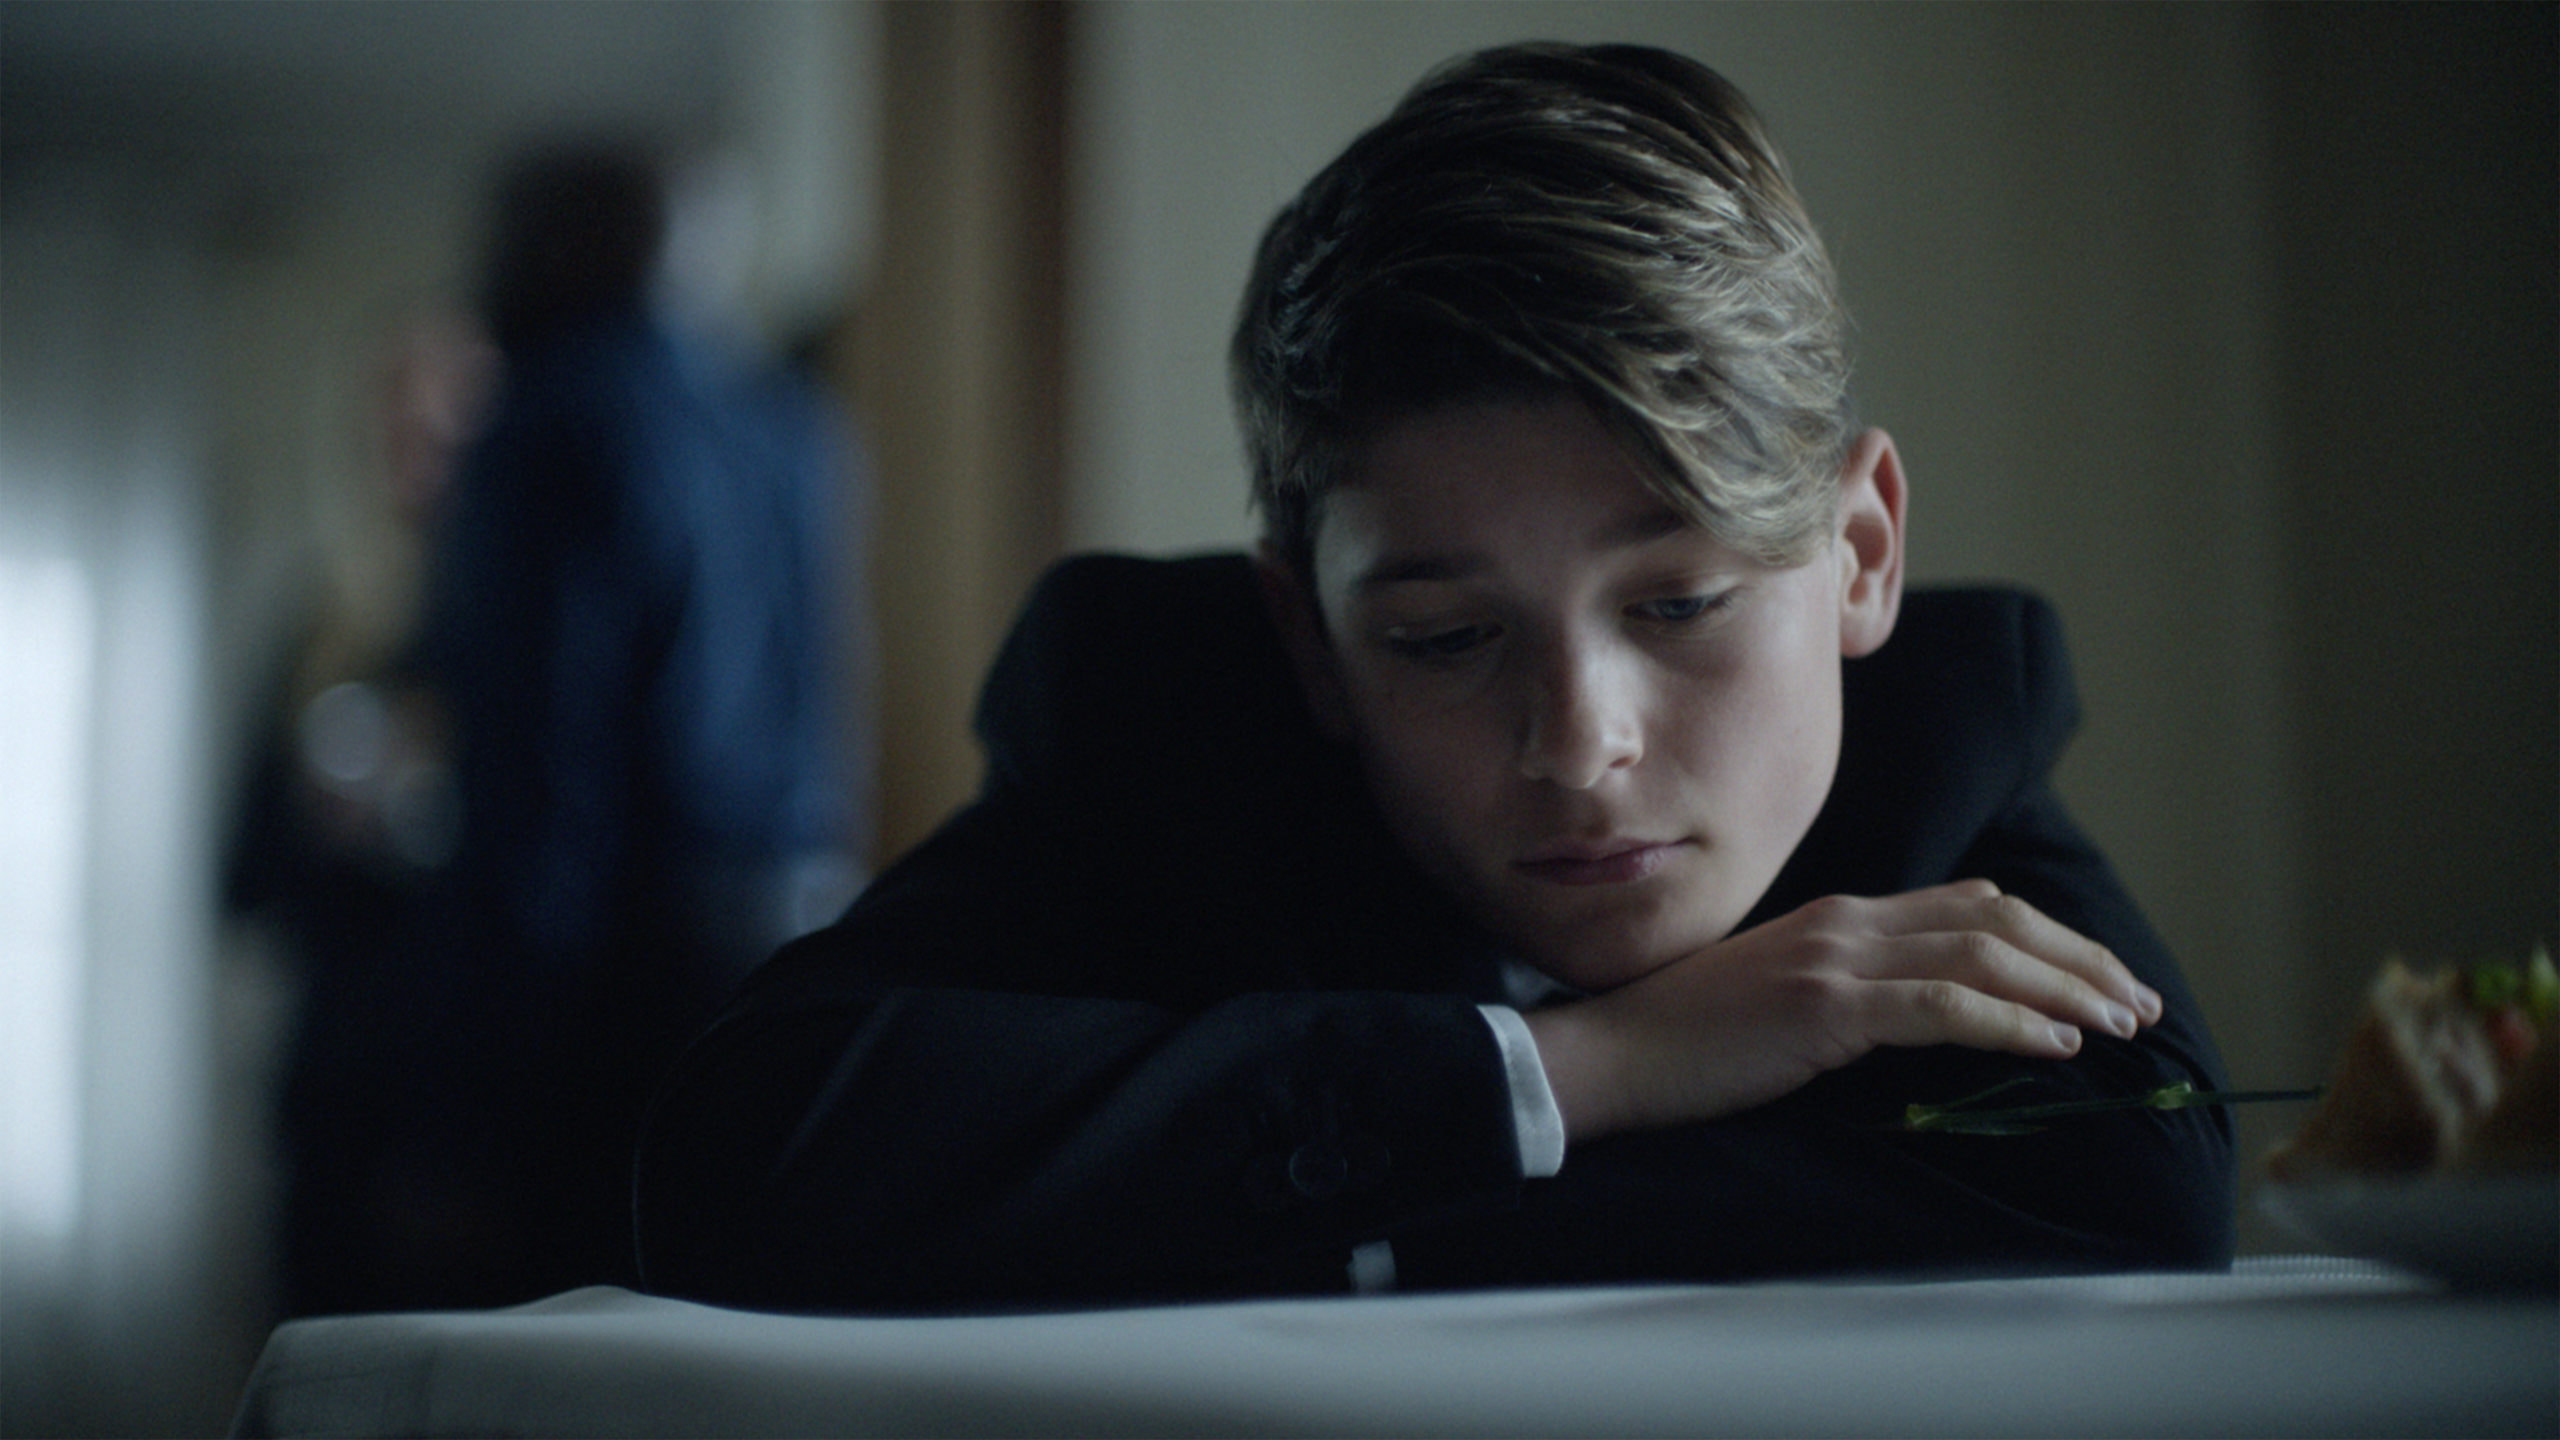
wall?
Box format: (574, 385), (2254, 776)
(2262, 4), (2558, 1049)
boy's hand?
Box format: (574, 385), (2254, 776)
(1521, 880), (2163, 1146)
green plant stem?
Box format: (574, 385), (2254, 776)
(1904, 1082), (2323, 1135)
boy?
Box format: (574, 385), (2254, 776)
(636, 42), (2233, 1310)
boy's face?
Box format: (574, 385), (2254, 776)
(1270, 397), (1903, 991)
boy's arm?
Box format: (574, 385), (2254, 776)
(1403, 773), (2235, 1287)
(632, 797), (1536, 1311)
(1521, 877), (2156, 1145)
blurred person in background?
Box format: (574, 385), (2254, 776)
(417, 138), (868, 1306)
(236, 139), (868, 1314)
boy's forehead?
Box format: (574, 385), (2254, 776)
(1314, 399), (1772, 575)
(1333, 500), (1696, 594)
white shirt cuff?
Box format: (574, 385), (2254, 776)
(1476, 1004), (1566, 1178)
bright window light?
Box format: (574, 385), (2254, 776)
(0, 553), (94, 1249)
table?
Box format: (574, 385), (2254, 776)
(231, 1258), (2556, 1437)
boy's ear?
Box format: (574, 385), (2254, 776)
(1254, 543), (1356, 742)
(1834, 427), (1907, 659)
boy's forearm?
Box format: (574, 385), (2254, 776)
(636, 976), (1531, 1310)
(1515, 880), (2159, 1155)
(1521, 1002), (1631, 1146)
(1391, 1035), (2236, 1289)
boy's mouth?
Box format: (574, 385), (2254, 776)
(1513, 839), (1683, 887)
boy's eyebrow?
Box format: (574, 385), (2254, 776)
(1355, 551), (1488, 590)
(1597, 505), (1693, 548)
(1352, 505), (1696, 592)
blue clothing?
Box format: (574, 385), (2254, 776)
(426, 311), (859, 979)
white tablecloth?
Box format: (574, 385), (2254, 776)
(232, 1258), (2556, 1437)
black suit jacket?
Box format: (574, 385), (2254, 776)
(635, 554), (2235, 1311)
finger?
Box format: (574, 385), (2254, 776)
(1875, 878), (2000, 909)
(1880, 886), (2159, 1022)
(1834, 880), (2016, 940)
(1886, 930), (2142, 1040)
(1975, 896), (2160, 1022)
(1808, 881), (1997, 938)
(1860, 977), (2084, 1060)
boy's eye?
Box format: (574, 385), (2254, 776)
(1383, 622), (1500, 662)
(1631, 592), (1733, 626)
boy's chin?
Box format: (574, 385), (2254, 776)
(1509, 911), (1733, 995)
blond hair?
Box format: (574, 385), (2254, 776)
(1232, 43), (1852, 575)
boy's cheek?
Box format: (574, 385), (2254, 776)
(1342, 687), (1503, 794)
(1355, 739), (1489, 844)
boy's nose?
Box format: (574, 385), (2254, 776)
(1515, 643), (1643, 789)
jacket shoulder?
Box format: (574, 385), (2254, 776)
(973, 552), (1319, 798)
(1763, 585), (2082, 911)
(1856, 585), (2080, 773)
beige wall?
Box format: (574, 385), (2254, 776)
(2259, 3), (2558, 1050)
(1062, 2), (2557, 1242)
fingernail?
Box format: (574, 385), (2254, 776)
(2049, 1022), (2082, 1054)
(2135, 986), (2163, 1022)
(2104, 1003), (2137, 1038)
